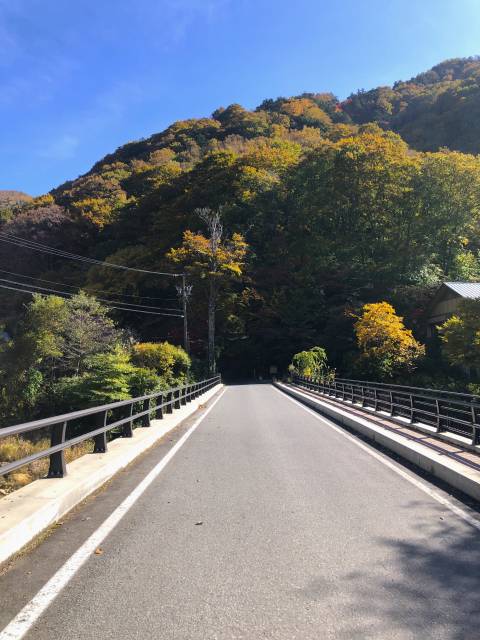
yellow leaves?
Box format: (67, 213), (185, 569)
(354, 302), (425, 375)
(131, 342), (190, 375)
(242, 139), (302, 173)
(72, 197), (114, 228)
(33, 193), (55, 207)
(278, 98), (332, 128)
(166, 229), (247, 281)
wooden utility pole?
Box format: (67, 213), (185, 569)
(181, 273), (189, 354)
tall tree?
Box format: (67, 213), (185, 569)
(166, 207), (247, 374)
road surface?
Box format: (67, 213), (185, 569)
(1, 384), (480, 639)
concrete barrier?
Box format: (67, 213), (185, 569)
(275, 382), (480, 502)
(0, 384), (222, 566)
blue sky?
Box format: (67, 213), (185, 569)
(1, 0), (480, 195)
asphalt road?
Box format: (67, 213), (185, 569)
(2, 383), (480, 640)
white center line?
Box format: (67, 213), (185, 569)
(0, 387), (226, 640)
(274, 385), (480, 531)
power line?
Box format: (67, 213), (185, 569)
(0, 278), (180, 311)
(0, 231), (182, 278)
(0, 269), (180, 307)
(0, 280), (184, 317)
(0, 277), (182, 313)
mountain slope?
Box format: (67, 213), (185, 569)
(3, 57), (480, 380)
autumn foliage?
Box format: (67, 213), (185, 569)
(354, 302), (425, 378)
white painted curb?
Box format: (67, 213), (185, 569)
(275, 382), (480, 502)
(0, 384), (222, 566)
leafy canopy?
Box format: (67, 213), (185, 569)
(354, 302), (425, 378)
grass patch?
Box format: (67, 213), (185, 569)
(0, 436), (93, 495)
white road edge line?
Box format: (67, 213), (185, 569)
(274, 385), (480, 532)
(0, 387), (227, 640)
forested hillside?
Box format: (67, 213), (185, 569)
(2, 57), (480, 383)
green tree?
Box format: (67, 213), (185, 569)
(438, 299), (480, 370)
(290, 346), (328, 378)
(54, 347), (134, 409)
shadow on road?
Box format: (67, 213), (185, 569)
(319, 499), (480, 639)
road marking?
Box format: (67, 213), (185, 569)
(0, 388), (226, 640)
(274, 385), (480, 531)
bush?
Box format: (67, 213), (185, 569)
(290, 346), (328, 378)
(131, 342), (191, 385)
(128, 367), (162, 396)
(52, 347), (135, 410)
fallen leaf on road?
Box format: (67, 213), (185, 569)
(94, 547), (104, 555)
(195, 521), (203, 526)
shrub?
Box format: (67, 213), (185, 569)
(131, 342), (191, 384)
(290, 346), (328, 378)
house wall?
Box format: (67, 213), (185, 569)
(427, 292), (461, 336)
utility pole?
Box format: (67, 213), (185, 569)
(182, 274), (188, 354)
(177, 274), (192, 354)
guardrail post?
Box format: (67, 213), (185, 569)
(435, 399), (443, 433)
(123, 404), (134, 437)
(142, 398), (151, 427)
(410, 394), (415, 423)
(48, 420), (67, 478)
(94, 411), (108, 453)
(186, 385), (192, 403)
(156, 393), (164, 420)
(471, 405), (479, 445)
(174, 389), (181, 410)
(390, 391), (394, 416)
(181, 387), (187, 406)
(374, 388), (378, 411)
(166, 391), (173, 413)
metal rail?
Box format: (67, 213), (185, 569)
(293, 376), (480, 445)
(0, 376), (221, 478)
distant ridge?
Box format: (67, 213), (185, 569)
(0, 190), (32, 205)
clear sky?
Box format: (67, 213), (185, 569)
(1, 0), (480, 195)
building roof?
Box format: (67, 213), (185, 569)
(443, 282), (480, 299)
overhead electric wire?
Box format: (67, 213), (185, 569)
(0, 277), (182, 313)
(0, 231), (182, 277)
(0, 269), (180, 308)
(0, 280), (184, 317)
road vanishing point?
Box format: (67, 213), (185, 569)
(1, 384), (480, 640)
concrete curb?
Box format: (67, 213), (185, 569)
(275, 382), (480, 502)
(0, 384), (223, 566)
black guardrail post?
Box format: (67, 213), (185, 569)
(123, 403), (134, 437)
(156, 393), (164, 420)
(48, 420), (68, 478)
(174, 388), (181, 410)
(166, 390), (173, 413)
(93, 410), (108, 453)
(142, 398), (151, 427)
(471, 404), (479, 445)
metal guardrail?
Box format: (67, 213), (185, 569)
(294, 376), (480, 445)
(0, 376), (221, 479)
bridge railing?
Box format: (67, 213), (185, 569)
(0, 375), (221, 479)
(293, 375), (480, 445)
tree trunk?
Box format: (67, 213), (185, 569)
(208, 278), (216, 375)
